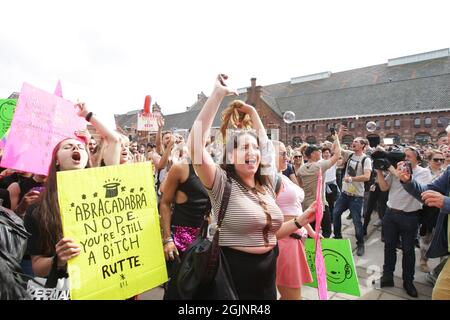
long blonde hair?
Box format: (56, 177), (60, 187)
(220, 100), (252, 142)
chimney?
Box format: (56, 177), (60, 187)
(247, 77), (262, 107)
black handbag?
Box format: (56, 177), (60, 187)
(176, 174), (238, 300)
(0, 206), (31, 299)
(0, 207), (30, 262)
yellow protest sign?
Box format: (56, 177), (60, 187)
(57, 162), (167, 300)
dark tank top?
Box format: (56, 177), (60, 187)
(19, 176), (44, 201)
(171, 163), (211, 228)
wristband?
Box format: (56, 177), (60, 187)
(163, 237), (174, 245)
(348, 177), (353, 183)
(293, 217), (302, 229)
(85, 112), (93, 122)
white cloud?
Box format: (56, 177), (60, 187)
(0, 0), (448, 129)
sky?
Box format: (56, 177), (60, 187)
(1, 0), (449, 129)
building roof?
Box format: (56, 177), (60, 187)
(116, 49), (450, 130)
(266, 56), (450, 121)
(164, 93), (248, 130)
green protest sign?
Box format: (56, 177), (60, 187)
(0, 99), (17, 139)
(305, 238), (360, 297)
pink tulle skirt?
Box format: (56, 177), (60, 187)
(276, 232), (313, 288)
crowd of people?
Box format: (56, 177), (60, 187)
(1, 74), (449, 300)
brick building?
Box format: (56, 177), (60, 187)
(116, 48), (450, 147)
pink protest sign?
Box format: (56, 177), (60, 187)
(0, 83), (87, 175)
(315, 168), (328, 300)
(54, 80), (63, 98)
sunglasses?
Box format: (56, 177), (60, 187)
(432, 158), (445, 163)
(279, 152), (288, 157)
(294, 155), (303, 159)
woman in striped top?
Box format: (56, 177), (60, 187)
(188, 74), (316, 300)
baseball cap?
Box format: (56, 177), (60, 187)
(304, 145), (321, 157)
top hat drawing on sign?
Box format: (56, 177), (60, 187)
(103, 178), (121, 198)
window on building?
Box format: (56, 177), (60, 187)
(292, 137), (302, 147)
(349, 122), (355, 129)
(437, 117), (447, 127)
(312, 124), (316, 131)
(306, 136), (316, 144)
(415, 133), (431, 145)
(414, 118), (421, 128)
(385, 133), (401, 145)
(394, 119), (400, 128)
(385, 119), (391, 128)
(326, 123), (331, 130)
(424, 117), (432, 127)
(376, 120), (380, 129)
(305, 124), (309, 131)
(292, 125), (296, 134)
(342, 135), (354, 146)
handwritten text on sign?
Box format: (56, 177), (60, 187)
(137, 113), (158, 132)
(58, 162), (167, 300)
(0, 83), (86, 175)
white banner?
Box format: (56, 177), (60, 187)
(137, 113), (158, 132)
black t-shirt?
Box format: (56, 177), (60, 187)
(18, 176), (44, 202)
(0, 172), (19, 189)
(24, 206), (45, 257)
(282, 163), (295, 178)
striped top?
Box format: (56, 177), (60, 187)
(276, 174), (304, 217)
(208, 165), (283, 247)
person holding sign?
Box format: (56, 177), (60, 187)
(188, 74), (316, 299)
(24, 102), (121, 280)
(272, 140), (316, 300)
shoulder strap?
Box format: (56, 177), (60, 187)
(203, 173), (232, 284)
(216, 173), (232, 228)
(275, 173), (282, 196)
(361, 156), (369, 172)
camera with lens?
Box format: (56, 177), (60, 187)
(370, 148), (405, 170)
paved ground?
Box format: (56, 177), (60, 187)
(138, 210), (437, 300)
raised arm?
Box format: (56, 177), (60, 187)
(156, 116), (165, 156)
(329, 131), (342, 166)
(187, 74), (236, 189)
(400, 165), (450, 211)
(76, 102), (121, 166)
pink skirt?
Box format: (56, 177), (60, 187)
(276, 232), (313, 288)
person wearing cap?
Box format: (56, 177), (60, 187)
(298, 130), (342, 238)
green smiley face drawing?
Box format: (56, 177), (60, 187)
(323, 249), (352, 284)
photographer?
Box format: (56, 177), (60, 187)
(376, 147), (432, 297)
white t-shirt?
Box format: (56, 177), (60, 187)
(341, 151), (372, 197)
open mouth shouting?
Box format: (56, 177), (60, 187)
(245, 158), (257, 167)
(72, 151), (81, 163)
